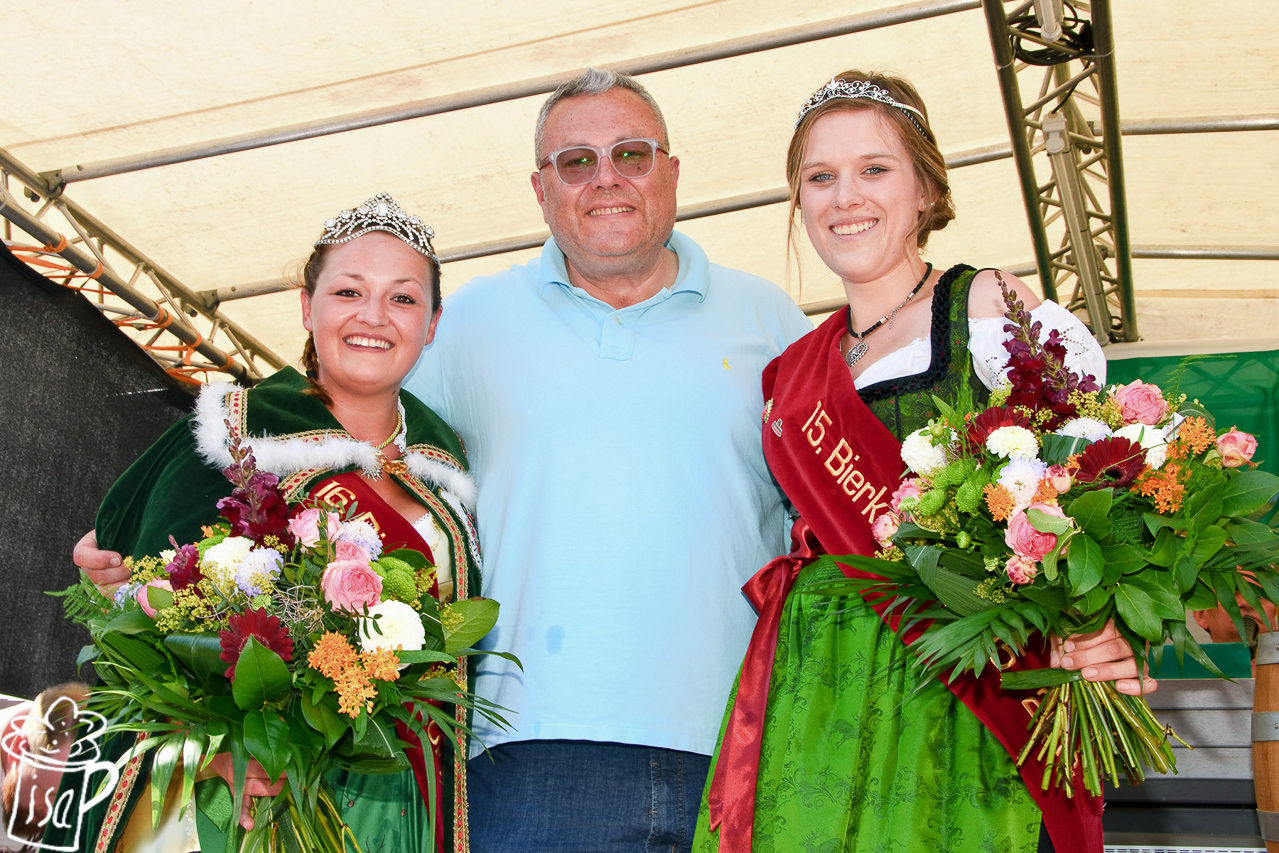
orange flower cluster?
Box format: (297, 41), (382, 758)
(1031, 479), (1059, 504)
(309, 631), (359, 679)
(335, 670), (377, 718)
(1135, 462), (1186, 513)
(1171, 416), (1215, 458)
(308, 632), (402, 718)
(362, 648), (402, 683)
(984, 483), (1015, 521)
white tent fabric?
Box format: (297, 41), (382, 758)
(2, 0), (1275, 369)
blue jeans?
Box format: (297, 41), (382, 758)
(467, 740), (710, 853)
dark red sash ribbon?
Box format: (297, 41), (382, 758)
(707, 312), (1102, 853)
(309, 472), (445, 851)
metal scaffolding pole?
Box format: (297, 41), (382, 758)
(981, 0), (1136, 343)
(0, 145), (285, 382)
(0, 187), (251, 382)
(46, 0), (980, 187)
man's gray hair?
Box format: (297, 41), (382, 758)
(533, 68), (670, 162)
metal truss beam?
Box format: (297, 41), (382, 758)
(0, 148), (284, 384)
(982, 0), (1137, 343)
(45, 0), (981, 187)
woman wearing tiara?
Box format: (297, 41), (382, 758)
(695, 73), (1154, 853)
(63, 194), (481, 853)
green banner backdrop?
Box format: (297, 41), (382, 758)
(1107, 349), (1279, 478)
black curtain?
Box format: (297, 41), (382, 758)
(0, 241), (193, 697)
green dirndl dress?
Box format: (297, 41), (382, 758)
(694, 266), (1042, 852)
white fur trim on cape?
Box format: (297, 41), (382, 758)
(192, 382), (476, 511)
(406, 455), (477, 511)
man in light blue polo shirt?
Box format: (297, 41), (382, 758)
(407, 68), (810, 851)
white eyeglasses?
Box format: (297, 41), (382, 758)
(537, 138), (669, 186)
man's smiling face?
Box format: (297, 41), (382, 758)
(531, 88), (680, 279)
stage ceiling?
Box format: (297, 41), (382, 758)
(2, 0), (1276, 377)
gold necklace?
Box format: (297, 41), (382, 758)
(367, 411), (407, 480)
(372, 410), (403, 450)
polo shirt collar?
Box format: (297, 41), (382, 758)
(538, 230), (709, 304)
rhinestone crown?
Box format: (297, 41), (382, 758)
(316, 192), (437, 261)
(796, 79), (929, 138)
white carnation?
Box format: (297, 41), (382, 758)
(900, 428), (951, 477)
(359, 600), (427, 656)
(1055, 418), (1113, 442)
(1115, 423), (1168, 471)
(998, 458), (1048, 506)
(1114, 423), (1164, 450)
(202, 536), (254, 592)
(985, 426), (1039, 460)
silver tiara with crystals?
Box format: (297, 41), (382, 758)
(316, 192), (437, 262)
(796, 79), (930, 138)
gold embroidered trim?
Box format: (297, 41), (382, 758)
(98, 734), (147, 853)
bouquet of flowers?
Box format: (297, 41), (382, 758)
(834, 283), (1279, 797)
(56, 434), (508, 852)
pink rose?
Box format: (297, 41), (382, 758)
(1005, 502), (1069, 562)
(1005, 555), (1039, 585)
(1217, 428), (1257, 468)
(334, 540), (370, 564)
(1044, 465), (1073, 496)
(872, 512), (900, 549)
(890, 478), (924, 510)
(136, 579), (174, 618)
(321, 561), (383, 613)
(327, 511), (343, 539)
(288, 508), (323, 547)
(1113, 380), (1168, 426)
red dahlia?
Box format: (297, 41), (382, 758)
(218, 608), (295, 679)
(1074, 437), (1145, 488)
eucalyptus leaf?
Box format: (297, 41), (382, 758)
(1191, 525), (1228, 566)
(1026, 508), (1074, 535)
(230, 637), (292, 711)
(242, 708), (290, 781)
(1114, 584), (1164, 642)
(299, 691), (347, 751)
(1173, 554), (1199, 595)
(1147, 527), (1180, 568)
(1067, 490), (1113, 539)
(102, 608), (159, 636)
(1077, 585), (1112, 616)
(1223, 469), (1279, 518)
(1186, 483), (1225, 534)
(164, 632), (226, 680)
(1225, 519), (1277, 546)
(441, 598), (500, 656)
(1066, 534), (1104, 596)
(1100, 543), (1147, 585)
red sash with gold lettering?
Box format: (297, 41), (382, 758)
(707, 311), (1102, 853)
(308, 471), (448, 851)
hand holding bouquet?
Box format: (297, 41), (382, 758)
(56, 433), (509, 852)
(837, 281), (1279, 796)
